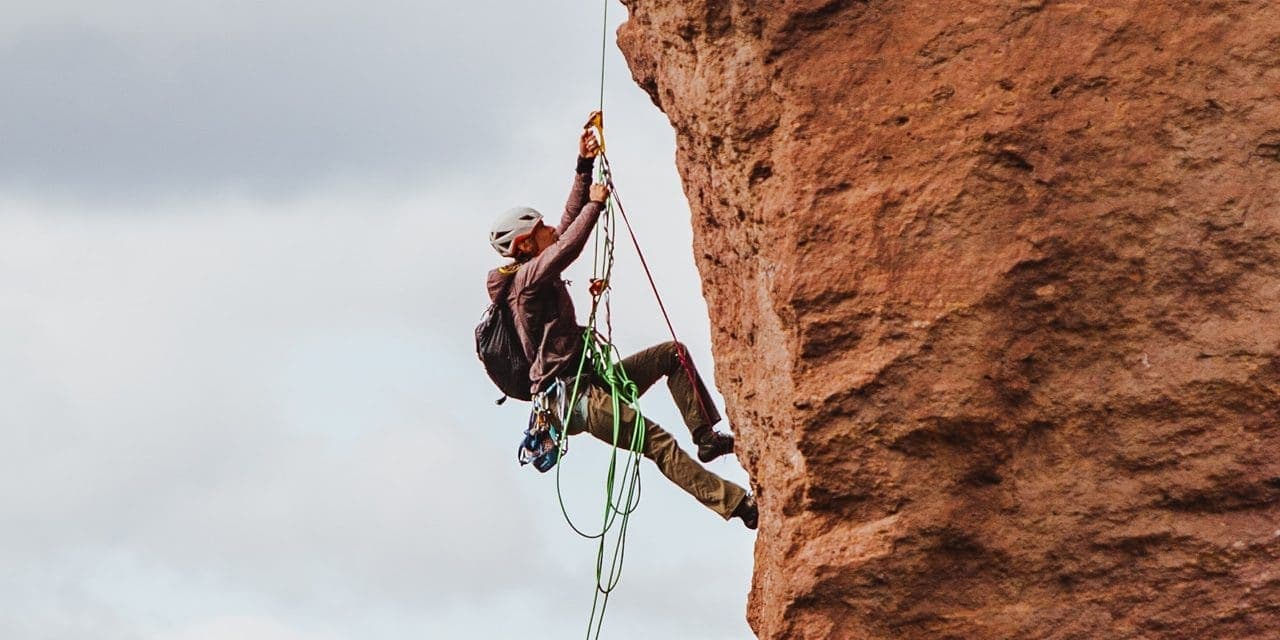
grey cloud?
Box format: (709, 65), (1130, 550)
(0, 0), (595, 202)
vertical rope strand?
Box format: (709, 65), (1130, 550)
(597, 0), (608, 113)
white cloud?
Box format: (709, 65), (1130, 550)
(162, 615), (334, 640)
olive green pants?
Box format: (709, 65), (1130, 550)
(566, 341), (748, 519)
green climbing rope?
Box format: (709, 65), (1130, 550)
(554, 154), (650, 639)
(545, 1), (684, 637)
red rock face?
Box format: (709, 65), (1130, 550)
(617, 1), (1280, 638)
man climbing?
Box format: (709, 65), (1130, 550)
(485, 113), (758, 529)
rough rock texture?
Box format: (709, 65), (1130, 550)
(617, 1), (1280, 638)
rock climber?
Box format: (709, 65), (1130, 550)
(484, 113), (758, 529)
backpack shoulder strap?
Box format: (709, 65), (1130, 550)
(495, 262), (520, 302)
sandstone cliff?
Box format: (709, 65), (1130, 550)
(617, 2), (1280, 638)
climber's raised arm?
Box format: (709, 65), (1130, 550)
(556, 119), (603, 234)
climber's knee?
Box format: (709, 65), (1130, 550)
(668, 340), (690, 368)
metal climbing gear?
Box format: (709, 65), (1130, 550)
(519, 378), (573, 472)
(584, 111), (606, 156)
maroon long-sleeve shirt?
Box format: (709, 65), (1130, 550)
(485, 156), (601, 397)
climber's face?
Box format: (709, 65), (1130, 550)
(515, 221), (557, 259)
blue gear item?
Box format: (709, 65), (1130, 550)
(518, 428), (561, 473)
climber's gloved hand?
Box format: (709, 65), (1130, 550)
(579, 123), (601, 158)
(589, 182), (609, 203)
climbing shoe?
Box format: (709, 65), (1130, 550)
(693, 427), (735, 463)
(732, 494), (758, 530)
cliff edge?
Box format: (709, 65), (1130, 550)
(617, 1), (1280, 638)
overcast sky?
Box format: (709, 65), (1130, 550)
(1, 2), (755, 639)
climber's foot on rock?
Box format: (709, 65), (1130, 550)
(732, 494), (758, 530)
(694, 428), (735, 463)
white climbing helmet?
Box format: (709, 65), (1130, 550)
(490, 206), (543, 257)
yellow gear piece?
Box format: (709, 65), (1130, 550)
(585, 111), (606, 156)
